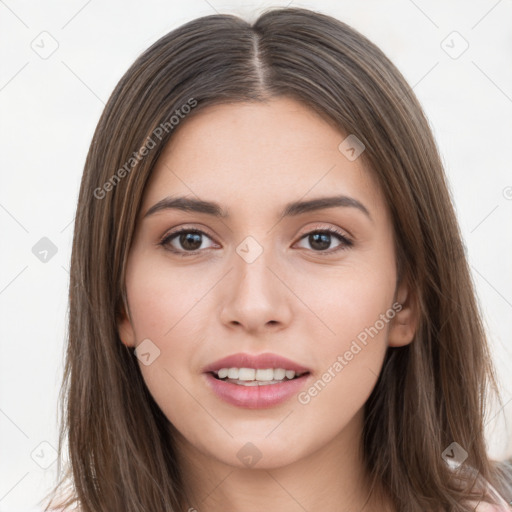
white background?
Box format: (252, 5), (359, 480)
(1, 0), (511, 510)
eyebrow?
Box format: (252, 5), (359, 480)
(143, 194), (372, 221)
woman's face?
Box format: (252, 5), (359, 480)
(118, 96), (415, 470)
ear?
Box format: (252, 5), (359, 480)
(388, 277), (419, 347)
(117, 301), (136, 348)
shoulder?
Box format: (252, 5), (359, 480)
(46, 506), (82, 512)
(456, 460), (512, 512)
(44, 496), (81, 512)
(463, 503), (512, 511)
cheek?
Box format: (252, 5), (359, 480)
(292, 281), (392, 453)
(124, 256), (216, 419)
(293, 257), (396, 352)
(126, 255), (212, 343)
(292, 259), (395, 410)
(334, 275), (395, 351)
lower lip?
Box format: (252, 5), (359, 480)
(204, 372), (311, 409)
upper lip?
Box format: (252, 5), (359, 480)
(203, 352), (311, 374)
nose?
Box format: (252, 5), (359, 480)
(218, 242), (293, 334)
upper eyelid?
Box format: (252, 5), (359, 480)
(160, 225), (217, 244)
(160, 224), (352, 248)
(161, 223), (351, 239)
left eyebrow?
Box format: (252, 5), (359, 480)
(143, 194), (372, 222)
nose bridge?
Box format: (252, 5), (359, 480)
(218, 232), (293, 331)
(233, 233), (280, 300)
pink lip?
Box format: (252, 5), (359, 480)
(202, 352), (311, 374)
(202, 352), (312, 409)
(204, 373), (311, 409)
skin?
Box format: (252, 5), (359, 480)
(118, 96), (418, 512)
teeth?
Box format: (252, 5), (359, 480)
(238, 368), (255, 381)
(274, 368), (286, 380)
(227, 368), (239, 379)
(214, 367), (301, 382)
(285, 370), (296, 380)
(228, 380), (283, 386)
(255, 368), (274, 381)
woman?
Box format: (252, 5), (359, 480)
(42, 6), (512, 511)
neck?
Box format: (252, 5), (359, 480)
(173, 408), (394, 512)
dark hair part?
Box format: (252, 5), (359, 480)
(42, 7), (511, 511)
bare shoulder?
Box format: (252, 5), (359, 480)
(44, 495), (81, 512)
(463, 499), (512, 511)
(46, 505), (82, 512)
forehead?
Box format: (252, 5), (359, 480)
(141, 97), (387, 223)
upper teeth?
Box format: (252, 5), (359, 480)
(215, 367), (299, 381)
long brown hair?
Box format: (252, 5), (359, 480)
(42, 7), (511, 511)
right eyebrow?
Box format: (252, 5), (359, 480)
(143, 194), (372, 222)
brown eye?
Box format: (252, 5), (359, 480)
(296, 228), (353, 254)
(160, 229), (216, 254)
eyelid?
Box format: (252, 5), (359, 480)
(293, 224), (353, 253)
(159, 222), (354, 255)
(158, 225), (219, 250)
(297, 222), (353, 241)
(159, 223), (216, 240)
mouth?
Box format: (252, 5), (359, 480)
(202, 352), (312, 409)
(209, 367), (310, 386)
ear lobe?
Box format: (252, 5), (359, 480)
(117, 304), (136, 348)
(388, 278), (419, 348)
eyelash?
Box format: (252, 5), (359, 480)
(158, 226), (353, 257)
